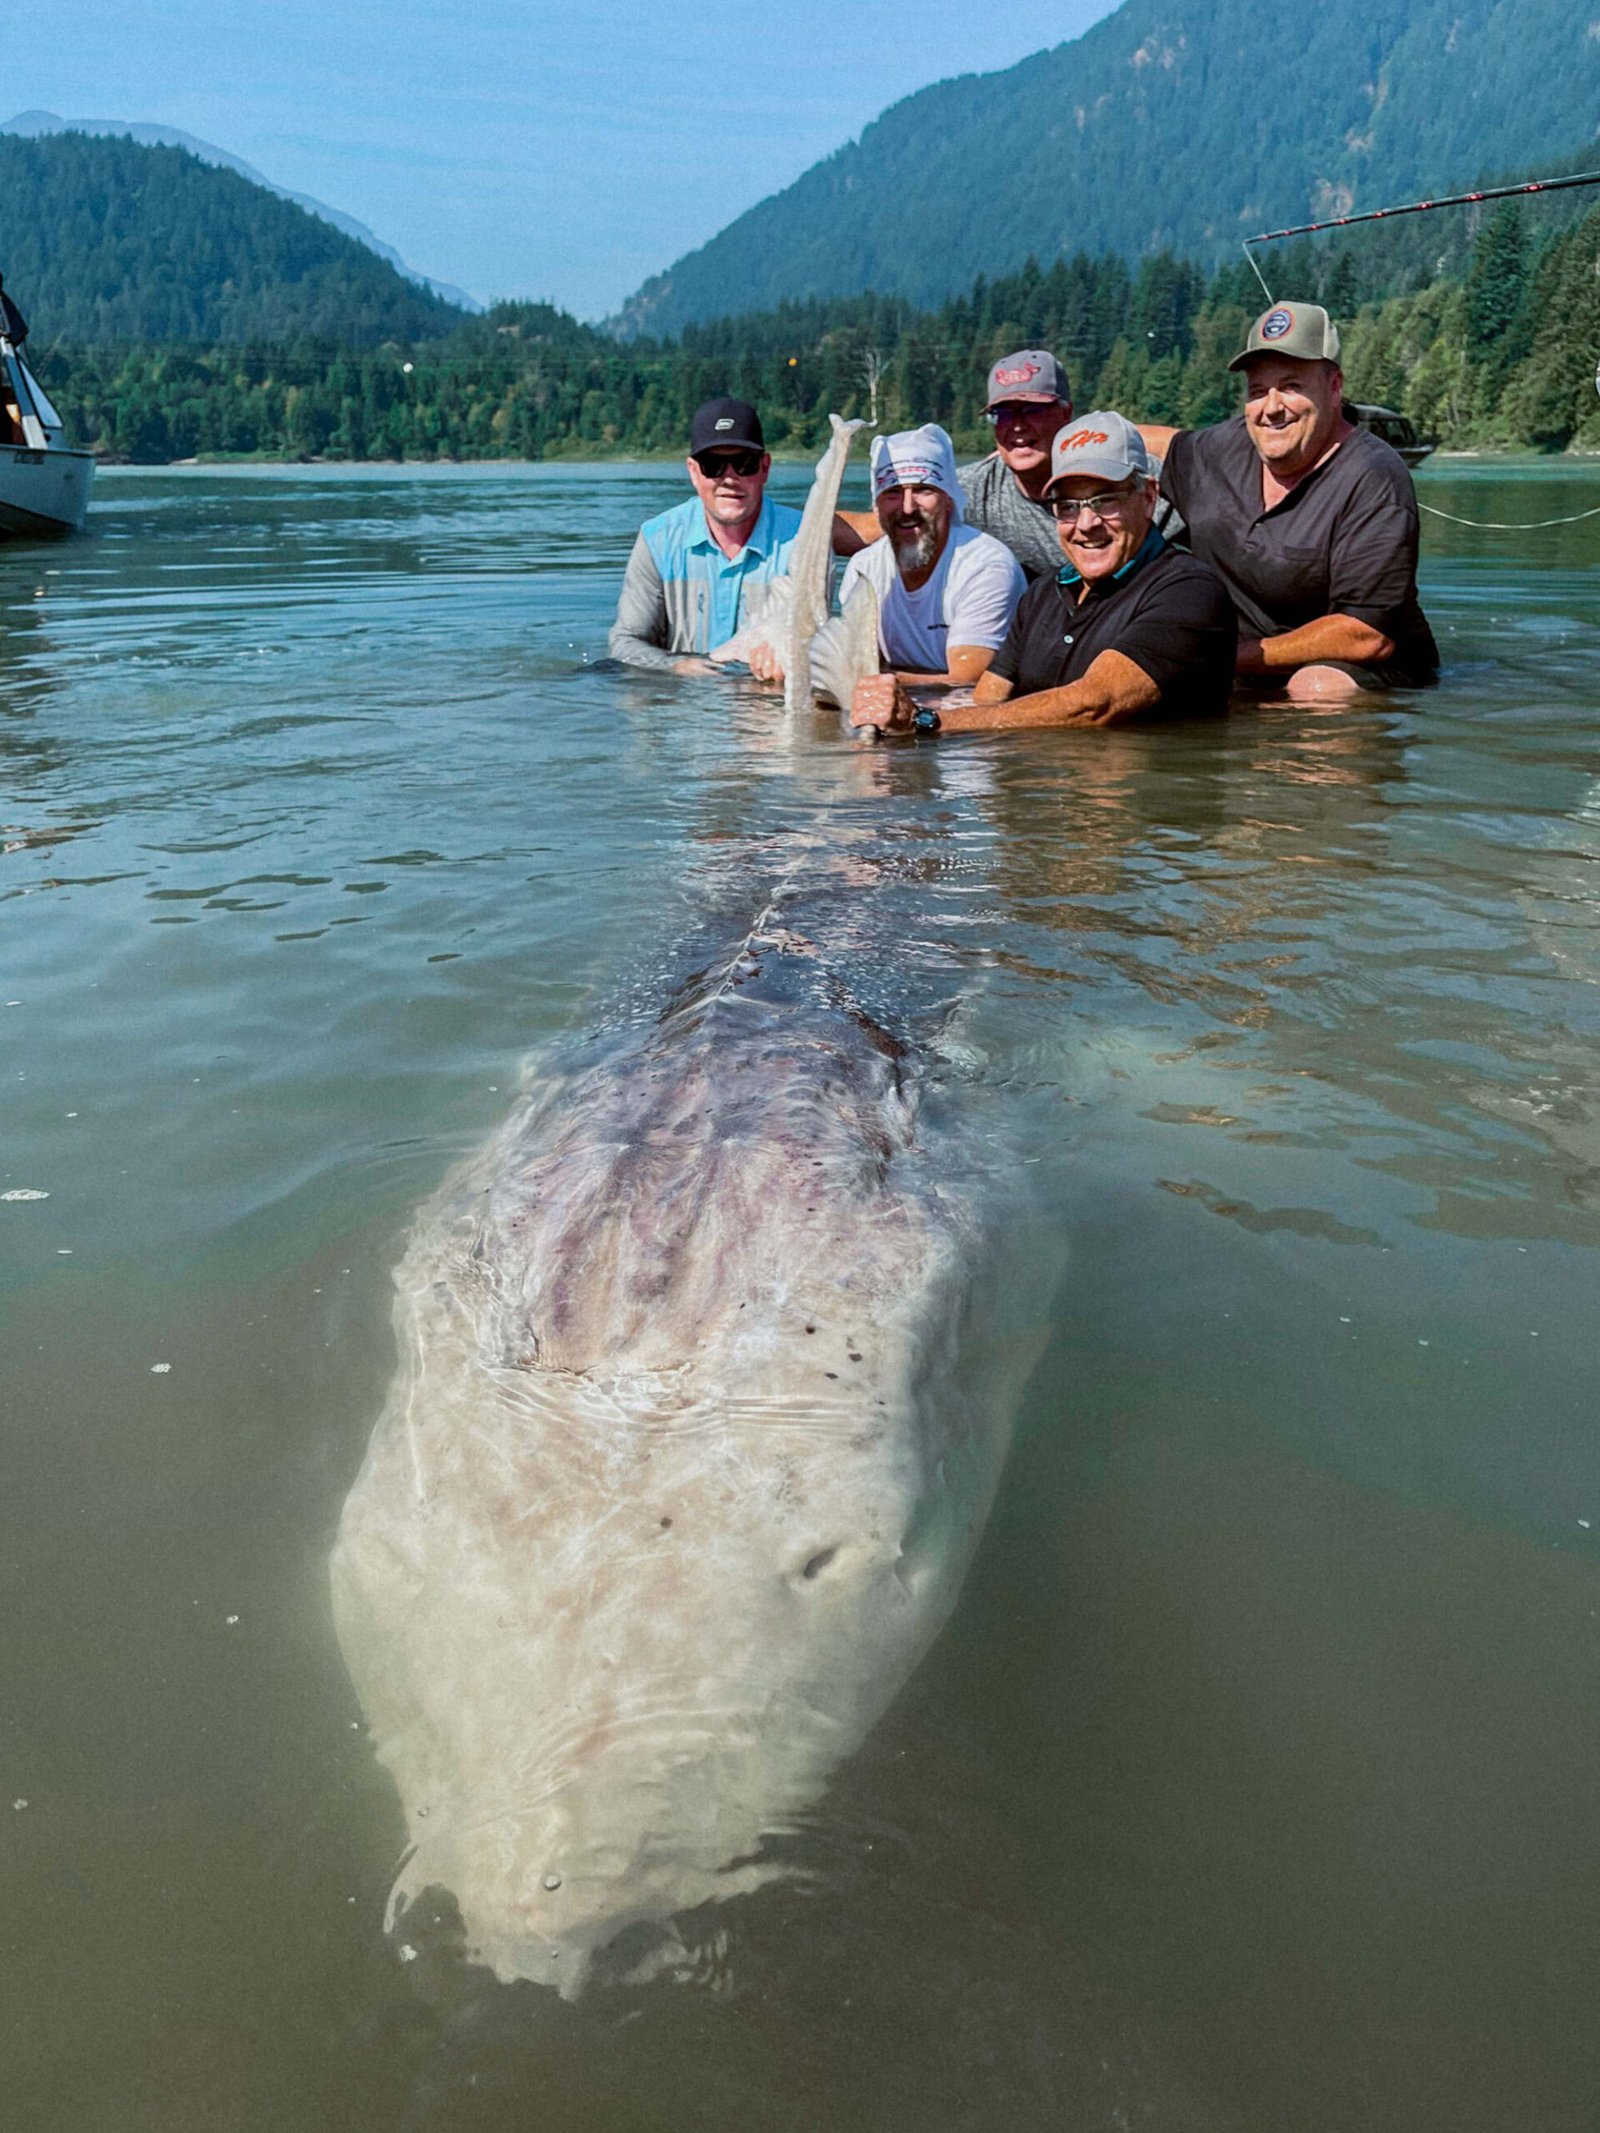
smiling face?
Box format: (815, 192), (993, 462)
(875, 483), (953, 581)
(1051, 473), (1156, 582)
(687, 448), (771, 533)
(1241, 355), (1345, 481)
(987, 397), (1072, 480)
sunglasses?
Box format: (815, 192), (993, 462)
(696, 449), (763, 478)
(1048, 487), (1137, 523)
(985, 401), (1059, 426)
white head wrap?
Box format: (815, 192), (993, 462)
(870, 424), (965, 521)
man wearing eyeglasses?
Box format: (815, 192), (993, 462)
(609, 396), (861, 675)
(1141, 303), (1438, 699)
(956, 349), (1079, 579)
(850, 413), (1234, 736)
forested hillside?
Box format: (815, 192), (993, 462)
(0, 132), (464, 345)
(613, 0), (1600, 336)
(33, 200), (1600, 462)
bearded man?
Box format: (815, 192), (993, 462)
(838, 424), (1023, 702)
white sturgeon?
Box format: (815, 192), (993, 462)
(332, 879), (1032, 1996)
(710, 411), (880, 713)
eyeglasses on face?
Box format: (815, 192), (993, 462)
(1048, 486), (1137, 523)
(696, 449), (763, 478)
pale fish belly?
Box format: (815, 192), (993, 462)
(332, 925), (1017, 1996)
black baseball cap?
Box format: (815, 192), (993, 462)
(689, 397), (766, 457)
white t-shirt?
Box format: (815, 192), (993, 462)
(840, 522), (1025, 674)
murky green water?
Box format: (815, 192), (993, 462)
(4, 459), (1599, 2132)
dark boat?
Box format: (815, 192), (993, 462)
(1351, 403), (1436, 469)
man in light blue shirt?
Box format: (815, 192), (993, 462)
(609, 398), (861, 675)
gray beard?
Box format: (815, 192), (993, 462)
(890, 523), (940, 576)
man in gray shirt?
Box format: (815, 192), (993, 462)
(956, 349), (1077, 579)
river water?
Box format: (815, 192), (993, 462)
(3, 459), (1599, 2132)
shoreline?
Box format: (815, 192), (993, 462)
(92, 444), (1600, 474)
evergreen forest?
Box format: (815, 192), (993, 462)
(30, 195), (1600, 464)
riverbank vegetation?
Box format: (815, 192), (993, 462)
(32, 197), (1600, 463)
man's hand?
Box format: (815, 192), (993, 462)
(850, 674), (914, 734)
(672, 655), (719, 678)
(746, 640), (785, 685)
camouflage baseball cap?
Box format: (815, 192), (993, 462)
(1228, 301), (1342, 371)
(984, 349), (1072, 408)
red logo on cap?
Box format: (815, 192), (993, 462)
(994, 361), (1042, 387)
(1061, 428), (1111, 449)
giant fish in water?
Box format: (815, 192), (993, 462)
(332, 864), (1038, 1997)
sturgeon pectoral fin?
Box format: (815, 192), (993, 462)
(808, 579), (881, 712)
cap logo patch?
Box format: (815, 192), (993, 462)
(714, 417), (735, 430)
(995, 361), (1041, 386)
(1260, 308), (1294, 341)
(1061, 428), (1110, 449)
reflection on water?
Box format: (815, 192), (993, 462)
(3, 460), (1600, 2132)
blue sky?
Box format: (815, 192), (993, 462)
(8, 2), (1118, 318)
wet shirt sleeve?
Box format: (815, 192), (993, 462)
(1325, 480), (1422, 642)
(608, 532), (679, 672)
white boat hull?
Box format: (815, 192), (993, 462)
(0, 444), (93, 537)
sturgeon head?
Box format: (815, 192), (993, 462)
(332, 919), (1015, 1996)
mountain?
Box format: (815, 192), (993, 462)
(0, 131), (466, 344)
(1, 110), (479, 312)
(613, 0), (1600, 337)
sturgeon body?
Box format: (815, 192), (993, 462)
(332, 898), (1023, 1995)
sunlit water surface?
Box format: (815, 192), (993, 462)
(4, 460), (1600, 2133)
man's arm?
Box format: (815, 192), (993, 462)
(609, 533), (711, 675)
(885, 642), (1002, 687)
(1137, 424), (1181, 458)
(853, 649), (1161, 733)
(1236, 614), (1395, 674)
(834, 509), (881, 548)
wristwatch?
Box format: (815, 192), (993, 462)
(911, 706), (941, 735)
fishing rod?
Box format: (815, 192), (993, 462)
(1240, 167), (1600, 303)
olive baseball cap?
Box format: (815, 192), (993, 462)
(984, 349), (1072, 408)
(1044, 411), (1153, 491)
(1229, 301), (1342, 371)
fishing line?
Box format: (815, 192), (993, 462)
(1418, 502), (1600, 530)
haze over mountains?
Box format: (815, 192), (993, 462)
(0, 110), (479, 312)
(0, 132), (465, 345)
(613, 0), (1600, 337)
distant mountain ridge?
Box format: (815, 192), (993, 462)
(0, 131), (466, 344)
(1, 109), (480, 313)
(613, 0), (1600, 337)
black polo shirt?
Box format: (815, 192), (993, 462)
(989, 533), (1238, 718)
(1161, 416), (1438, 680)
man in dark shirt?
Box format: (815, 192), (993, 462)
(1142, 302), (1437, 700)
(850, 412), (1235, 736)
